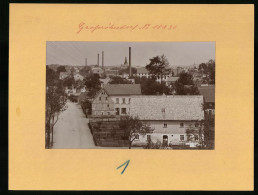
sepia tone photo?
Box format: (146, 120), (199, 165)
(46, 42), (215, 149)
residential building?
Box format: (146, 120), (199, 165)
(105, 70), (119, 77)
(59, 72), (69, 80)
(135, 67), (172, 83)
(73, 73), (84, 81)
(129, 95), (204, 147)
(91, 84), (142, 116)
(198, 85), (215, 115)
(165, 76), (179, 87)
(92, 67), (104, 77)
(100, 77), (111, 87)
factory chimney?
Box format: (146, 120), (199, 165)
(129, 47), (131, 77)
(97, 53), (99, 66)
(102, 51), (104, 68)
(85, 58), (87, 66)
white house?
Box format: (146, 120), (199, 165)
(73, 73), (84, 81)
(136, 67), (174, 83)
(91, 84), (142, 116)
(59, 72), (69, 80)
(92, 67), (104, 77)
(129, 95), (204, 147)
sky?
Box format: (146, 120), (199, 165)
(46, 42), (215, 67)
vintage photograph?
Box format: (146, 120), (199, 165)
(46, 42), (215, 149)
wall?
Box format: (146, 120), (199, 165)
(110, 96), (131, 115)
(132, 120), (201, 146)
(92, 89), (116, 116)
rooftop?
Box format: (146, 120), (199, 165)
(130, 95), (204, 121)
(198, 85), (215, 103)
(166, 77), (179, 82)
(103, 84), (142, 96)
(137, 67), (149, 74)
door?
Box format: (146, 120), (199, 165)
(163, 135), (168, 147)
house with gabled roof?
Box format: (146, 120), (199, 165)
(91, 84), (142, 116)
(129, 95), (204, 147)
(198, 85), (215, 115)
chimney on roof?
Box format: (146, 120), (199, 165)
(129, 47), (131, 77)
(97, 54), (99, 66)
(85, 58), (87, 66)
(102, 51), (104, 68)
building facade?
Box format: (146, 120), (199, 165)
(91, 88), (116, 116)
(129, 95), (204, 147)
(91, 84), (142, 116)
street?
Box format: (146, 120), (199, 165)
(52, 100), (97, 149)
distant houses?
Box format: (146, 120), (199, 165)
(135, 67), (177, 83)
(92, 67), (104, 77)
(130, 95), (204, 147)
(73, 73), (84, 81)
(59, 72), (69, 80)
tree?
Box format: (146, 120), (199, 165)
(134, 77), (171, 95)
(185, 123), (203, 148)
(46, 69), (67, 148)
(198, 59), (215, 84)
(207, 59), (215, 84)
(119, 116), (153, 149)
(145, 55), (171, 79)
(57, 66), (66, 74)
(198, 63), (207, 73)
(46, 66), (58, 86)
(202, 112), (215, 149)
(175, 72), (199, 95)
(79, 66), (91, 77)
(108, 76), (132, 84)
(85, 73), (101, 98)
(63, 76), (75, 88)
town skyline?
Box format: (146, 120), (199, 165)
(46, 42), (215, 67)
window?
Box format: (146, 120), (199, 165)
(129, 98), (131, 103)
(122, 98), (126, 104)
(135, 134), (139, 140)
(99, 97), (101, 101)
(122, 108), (126, 114)
(105, 97), (108, 101)
(107, 104), (109, 108)
(163, 123), (167, 128)
(162, 108), (165, 113)
(107, 112), (110, 115)
(147, 135), (151, 141)
(180, 135), (184, 141)
(115, 108), (119, 115)
(180, 123), (184, 127)
(116, 98), (119, 104)
(209, 110), (212, 115)
(194, 135), (199, 141)
(101, 112), (104, 116)
(195, 123), (199, 127)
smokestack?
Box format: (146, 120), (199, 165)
(85, 58), (87, 66)
(129, 47), (131, 77)
(97, 53), (99, 66)
(102, 51), (104, 68)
